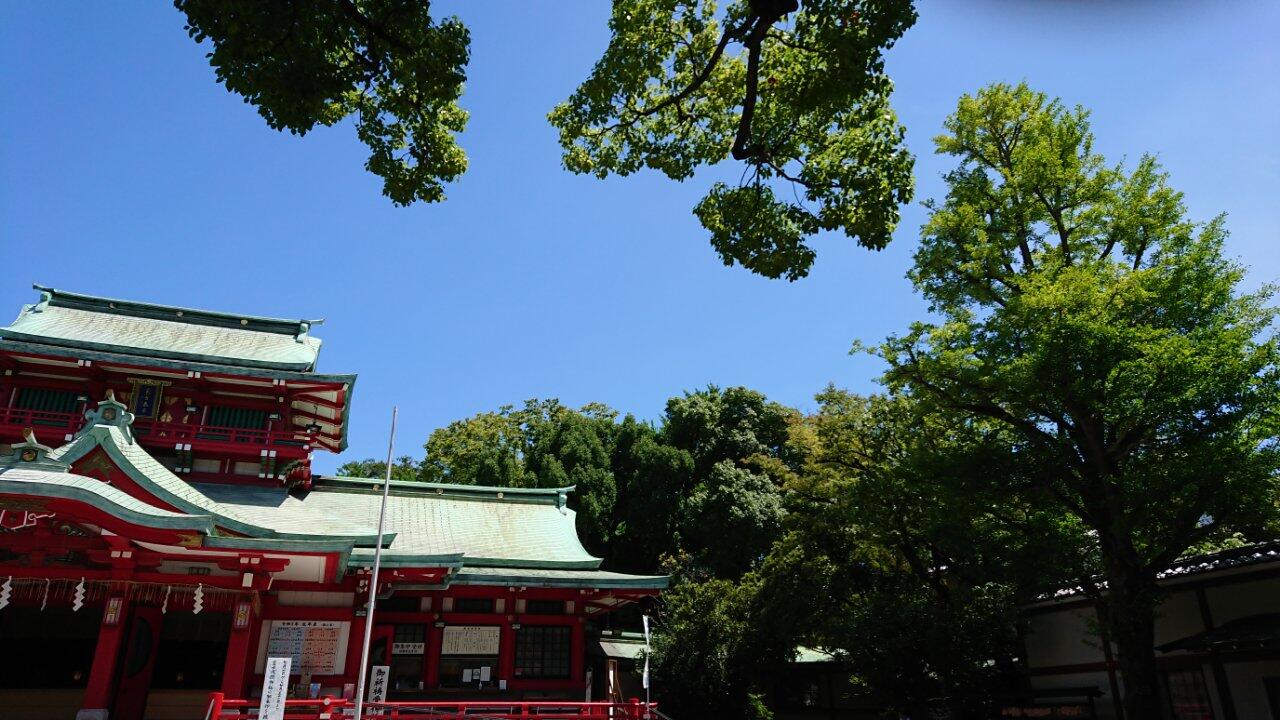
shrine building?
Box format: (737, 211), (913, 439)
(0, 286), (665, 720)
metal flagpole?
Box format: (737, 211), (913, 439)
(354, 406), (397, 720)
(642, 614), (651, 718)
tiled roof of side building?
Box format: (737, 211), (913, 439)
(0, 286), (324, 371)
(198, 476), (604, 571)
(13, 398), (668, 589)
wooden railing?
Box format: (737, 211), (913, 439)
(131, 418), (310, 449)
(0, 408), (311, 452)
(206, 693), (658, 719)
(0, 406), (81, 434)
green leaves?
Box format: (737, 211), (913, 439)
(551, 0), (917, 279)
(176, 0), (470, 205)
(881, 80), (1279, 589)
(178, 1), (918, 279)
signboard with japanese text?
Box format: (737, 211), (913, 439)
(369, 665), (390, 702)
(127, 379), (169, 419)
(441, 625), (500, 655)
(392, 642), (425, 655)
(256, 620), (350, 675)
(259, 657), (292, 720)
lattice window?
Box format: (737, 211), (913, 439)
(206, 405), (267, 430)
(15, 387), (79, 413)
(514, 626), (571, 679)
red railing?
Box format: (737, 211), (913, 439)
(131, 418), (311, 450)
(0, 407), (311, 453)
(206, 694), (658, 720)
(0, 406), (81, 435)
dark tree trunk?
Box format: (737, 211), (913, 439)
(1103, 557), (1163, 719)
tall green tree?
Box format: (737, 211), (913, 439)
(785, 388), (1087, 715)
(526, 408), (620, 556)
(609, 416), (694, 572)
(177, 1), (917, 279)
(661, 386), (803, 576)
(420, 399), (565, 486)
(872, 82), (1280, 719)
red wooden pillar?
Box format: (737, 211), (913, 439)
(423, 620), (439, 689)
(571, 618), (585, 686)
(425, 621), (442, 688)
(499, 623), (516, 684)
(78, 594), (129, 720)
(222, 598), (258, 698)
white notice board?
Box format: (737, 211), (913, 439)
(441, 625), (500, 655)
(256, 620), (350, 675)
(259, 657), (292, 720)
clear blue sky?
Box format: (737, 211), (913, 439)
(2, 2), (1276, 472)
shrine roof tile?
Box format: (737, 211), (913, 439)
(0, 466), (215, 533)
(2, 286), (323, 371)
(448, 566), (668, 589)
(52, 424), (274, 538)
(194, 479), (602, 570)
(51, 420), (384, 545)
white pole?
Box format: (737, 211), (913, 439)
(642, 614), (651, 718)
(354, 406), (397, 720)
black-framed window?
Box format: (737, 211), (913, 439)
(525, 599), (565, 615)
(514, 626), (571, 679)
(15, 387), (79, 414)
(381, 596), (421, 613)
(206, 405), (267, 430)
(454, 597), (495, 614)
(394, 624), (425, 643)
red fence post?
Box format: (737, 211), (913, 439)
(207, 692), (225, 720)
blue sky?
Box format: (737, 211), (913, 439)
(2, 2), (1276, 472)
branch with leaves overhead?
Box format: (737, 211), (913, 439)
(550, 0), (918, 280)
(176, 0), (470, 205)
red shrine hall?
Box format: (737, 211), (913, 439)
(0, 286), (666, 720)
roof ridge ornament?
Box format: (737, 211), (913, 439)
(1, 428), (70, 472)
(82, 390), (136, 444)
(30, 286), (52, 314)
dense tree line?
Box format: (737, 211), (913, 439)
(338, 386), (795, 576)
(336, 83), (1279, 720)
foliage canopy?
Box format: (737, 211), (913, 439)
(176, 0), (918, 280)
(872, 82), (1280, 718)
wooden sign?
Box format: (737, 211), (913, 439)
(232, 600), (252, 630)
(441, 625), (500, 656)
(102, 596), (125, 626)
(127, 378), (170, 419)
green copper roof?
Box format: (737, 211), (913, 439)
(50, 397), (384, 544)
(1, 286), (323, 371)
(0, 466), (215, 534)
(199, 477), (601, 570)
(449, 566), (668, 590)
(1, 399), (667, 591)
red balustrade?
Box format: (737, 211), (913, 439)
(0, 406), (81, 436)
(0, 407), (311, 454)
(131, 417), (311, 450)
(206, 694), (658, 720)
